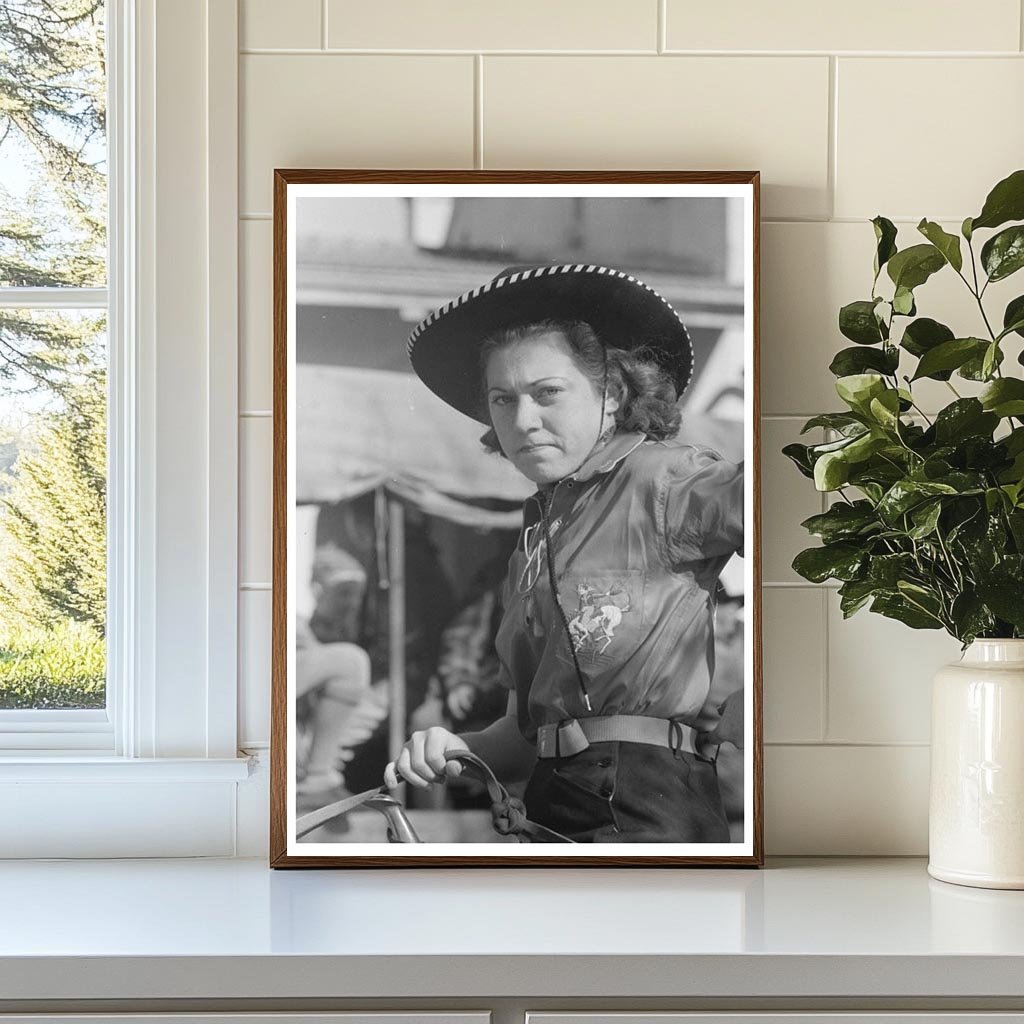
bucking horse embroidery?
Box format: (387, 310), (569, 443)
(567, 582), (632, 656)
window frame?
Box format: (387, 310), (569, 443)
(0, 0), (248, 856)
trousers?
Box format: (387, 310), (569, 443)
(523, 740), (731, 843)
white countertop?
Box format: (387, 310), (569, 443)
(1, 857), (1023, 1001)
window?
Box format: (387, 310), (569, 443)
(0, 0), (247, 856)
(0, 1), (110, 747)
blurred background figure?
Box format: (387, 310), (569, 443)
(295, 545), (372, 808)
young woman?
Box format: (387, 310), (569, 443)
(387, 264), (744, 843)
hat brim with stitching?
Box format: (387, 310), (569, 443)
(408, 264), (693, 425)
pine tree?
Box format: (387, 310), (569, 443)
(0, 1), (106, 645)
(0, 371), (105, 632)
(0, 0), (106, 396)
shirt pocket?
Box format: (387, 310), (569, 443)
(554, 569), (647, 674)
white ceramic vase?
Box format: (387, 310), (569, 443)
(929, 639), (1024, 889)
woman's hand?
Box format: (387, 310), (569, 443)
(703, 689), (745, 750)
(384, 727), (471, 790)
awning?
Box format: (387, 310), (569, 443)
(297, 364), (533, 528)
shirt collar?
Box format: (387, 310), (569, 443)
(529, 431), (646, 508)
(569, 430), (646, 483)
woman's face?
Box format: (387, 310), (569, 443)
(484, 331), (618, 485)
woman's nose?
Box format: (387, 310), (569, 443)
(512, 397), (542, 432)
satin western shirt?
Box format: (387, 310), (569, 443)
(494, 430), (744, 743)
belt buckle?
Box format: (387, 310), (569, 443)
(537, 726), (555, 758)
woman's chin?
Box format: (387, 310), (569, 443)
(512, 451), (567, 485)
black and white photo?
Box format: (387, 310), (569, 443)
(271, 171), (762, 867)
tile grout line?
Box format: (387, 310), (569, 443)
(657, 0), (666, 54)
(766, 740), (931, 748)
(474, 55), (484, 169)
(321, 0), (328, 50)
(237, 47), (1024, 57)
(820, 587), (830, 743)
(827, 55), (838, 221)
(1021, 0), (1024, 51)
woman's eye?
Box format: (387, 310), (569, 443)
(489, 394), (511, 406)
(537, 387), (562, 399)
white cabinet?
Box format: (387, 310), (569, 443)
(0, 1017), (490, 1024)
(529, 1017), (1024, 1024)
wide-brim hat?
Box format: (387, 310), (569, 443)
(407, 263), (693, 424)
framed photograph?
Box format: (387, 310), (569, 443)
(270, 170), (762, 867)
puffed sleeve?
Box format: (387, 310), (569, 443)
(659, 447), (744, 568)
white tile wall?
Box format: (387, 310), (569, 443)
(240, 55), (475, 213)
(326, 0), (658, 52)
(665, 0), (1021, 53)
(239, 590), (272, 748)
(835, 58), (1024, 220)
(762, 589), (825, 744)
(240, 220), (273, 412)
(760, 419), (824, 583)
(239, 416), (272, 587)
(236, 3), (1023, 854)
(482, 56), (831, 220)
(241, 0), (321, 50)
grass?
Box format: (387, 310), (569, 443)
(0, 619), (105, 709)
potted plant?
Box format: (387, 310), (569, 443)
(784, 169), (1024, 889)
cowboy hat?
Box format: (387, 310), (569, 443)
(407, 263), (693, 424)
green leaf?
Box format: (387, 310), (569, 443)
(838, 578), (877, 617)
(976, 577), (1024, 628)
(868, 552), (915, 587)
(872, 216), (898, 277)
(892, 286), (916, 316)
(845, 431), (888, 464)
(980, 378), (1024, 418)
(911, 337), (987, 380)
(908, 500), (943, 539)
(981, 225), (1024, 283)
(829, 345), (899, 378)
(900, 317), (955, 359)
(950, 592), (996, 644)
(871, 594), (943, 630)
(835, 373), (886, 413)
(782, 442), (815, 479)
(959, 343), (1004, 381)
(971, 168), (1024, 232)
(877, 479), (958, 524)
(800, 501), (879, 543)
(839, 300), (887, 345)
(887, 244), (946, 291)
(792, 543), (866, 583)
(982, 341), (1000, 381)
(868, 389), (902, 430)
(933, 399), (999, 445)
(917, 219), (963, 272)
(1003, 295), (1024, 340)
(814, 450), (851, 491)
(800, 413), (865, 435)
(962, 216), (974, 241)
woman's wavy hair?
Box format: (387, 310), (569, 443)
(477, 319), (681, 455)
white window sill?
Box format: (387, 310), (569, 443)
(0, 754), (253, 782)
(0, 755), (257, 858)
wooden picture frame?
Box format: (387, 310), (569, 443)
(271, 170), (762, 867)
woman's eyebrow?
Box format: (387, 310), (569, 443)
(487, 376), (568, 395)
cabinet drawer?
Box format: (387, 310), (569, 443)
(0, 1016), (490, 1024)
(529, 1016), (1024, 1024)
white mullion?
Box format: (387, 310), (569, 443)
(0, 287), (108, 309)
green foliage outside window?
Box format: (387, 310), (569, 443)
(0, 1), (107, 708)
